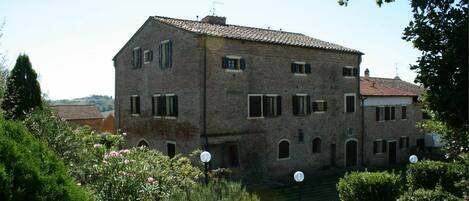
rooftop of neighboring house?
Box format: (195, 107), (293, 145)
(360, 68), (422, 97)
(148, 15), (362, 54)
(51, 105), (104, 120)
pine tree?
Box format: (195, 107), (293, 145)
(1, 54), (42, 120)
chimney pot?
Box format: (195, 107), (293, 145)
(365, 68), (370, 78)
(201, 15), (226, 25)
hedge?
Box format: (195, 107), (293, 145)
(0, 119), (91, 201)
(406, 160), (465, 197)
(337, 171), (402, 201)
(399, 188), (462, 201)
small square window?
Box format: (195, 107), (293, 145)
(144, 50), (153, 63)
(342, 66), (358, 77)
(313, 100), (327, 113)
(222, 56), (245, 71)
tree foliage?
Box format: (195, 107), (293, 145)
(337, 0), (394, 7)
(0, 21), (9, 114)
(1, 54), (42, 120)
(0, 119), (91, 201)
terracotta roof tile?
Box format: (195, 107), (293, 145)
(52, 105), (103, 120)
(152, 16), (362, 54)
(360, 78), (418, 97)
(364, 77), (423, 96)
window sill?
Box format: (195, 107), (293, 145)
(344, 76), (356, 79)
(401, 119), (407, 121)
(144, 61), (151, 64)
(131, 114), (140, 117)
(247, 116), (264, 120)
(277, 157), (291, 161)
(165, 116), (177, 120)
(293, 73), (307, 76)
(225, 69), (243, 73)
(153, 116), (177, 120)
(313, 111), (326, 114)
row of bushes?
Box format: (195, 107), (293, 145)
(337, 159), (468, 201)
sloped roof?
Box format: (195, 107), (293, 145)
(364, 77), (423, 96)
(360, 77), (418, 97)
(52, 105), (103, 120)
(152, 16), (362, 54)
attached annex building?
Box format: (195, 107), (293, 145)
(114, 15), (373, 179)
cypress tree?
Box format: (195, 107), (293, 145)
(1, 54), (42, 120)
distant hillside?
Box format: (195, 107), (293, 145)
(50, 95), (114, 112)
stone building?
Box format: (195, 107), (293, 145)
(113, 15), (364, 179)
(360, 69), (423, 166)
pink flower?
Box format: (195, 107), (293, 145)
(119, 149), (130, 154)
(104, 151), (120, 159)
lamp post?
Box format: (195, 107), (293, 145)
(200, 151), (211, 185)
(409, 155), (418, 164)
(294, 171), (304, 201)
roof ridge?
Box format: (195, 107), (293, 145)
(152, 15), (305, 35)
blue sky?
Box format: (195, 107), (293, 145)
(0, 0), (420, 100)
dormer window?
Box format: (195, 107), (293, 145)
(222, 56), (246, 71)
(291, 62), (311, 75)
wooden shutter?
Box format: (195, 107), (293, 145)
(240, 58), (246, 70)
(291, 63), (296, 73)
(151, 96), (155, 116)
(373, 141), (378, 154)
(324, 101), (327, 111)
(402, 106), (407, 119)
(159, 43), (163, 68)
(137, 48), (142, 68)
(399, 138), (403, 149)
(342, 67), (347, 76)
(131, 49), (136, 68)
(306, 96), (311, 114)
(312, 102), (318, 112)
(276, 96), (282, 116)
(157, 96), (165, 116)
(292, 95), (298, 116)
(305, 64), (311, 74)
(173, 95), (178, 117)
(222, 57), (228, 69)
(382, 140), (387, 153)
(385, 106), (390, 120)
(249, 96), (262, 117)
(376, 107), (380, 121)
(135, 96), (140, 114)
(406, 137), (409, 148)
(168, 41), (172, 68)
(353, 68), (358, 76)
(262, 95), (268, 116)
(130, 96), (134, 114)
(346, 96), (355, 113)
(391, 106), (396, 120)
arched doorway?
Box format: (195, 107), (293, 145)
(345, 139), (358, 167)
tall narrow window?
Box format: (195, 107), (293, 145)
(248, 95), (263, 118)
(278, 140), (290, 160)
(293, 94), (310, 116)
(132, 47), (142, 68)
(376, 107), (385, 121)
(159, 40), (172, 69)
(391, 106), (396, 120)
(312, 138), (321, 153)
(263, 95), (281, 117)
(401, 106), (407, 120)
(345, 94), (355, 113)
(385, 106), (391, 120)
(166, 141), (176, 158)
(130, 95), (140, 115)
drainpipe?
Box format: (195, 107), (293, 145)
(358, 54), (365, 166)
(203, 35), (209, 150)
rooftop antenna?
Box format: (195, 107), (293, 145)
(394, 62), (400, 79)
(210, 1), (224, 16)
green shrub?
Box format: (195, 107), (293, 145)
(91, 147), (202, 201)
(0, 119), (91, 201)
(406, 160), (465, 197)
(167, 179), (260, 201)
(399, 188), (462, 201)
(336, 171), (402, 201)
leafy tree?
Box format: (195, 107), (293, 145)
(0, 119), (91, 201)
(0, 21), (9, 113)
(337, 0), (394, 7)
(402, 0), (468, 154)
(1, 54), (42, 120)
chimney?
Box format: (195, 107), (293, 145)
(201, 15), (226, 25)
(364, 68), (370, 78)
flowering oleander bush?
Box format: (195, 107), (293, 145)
(90, 147), (201, 201)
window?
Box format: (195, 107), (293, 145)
(152, 94), (178, 118)
(345, 94), (356, 113)
(291, 62), (311, 75)
(132, 47), (142, 68)
(342, 66), (358, 77)
(292, 94), (310, 116)
(373, 139), (387, 154)
(159, 40), (172, 69)
(401, 106), (407, 120)
(312, 100), (327, 113)
(228, 144), (240, 167)
(130, 95), (140, 115)
(263, 95), (281, 117)
(399, 136), (410, 149)
(222, 56), (246, 71)
(167, 141), (176, 158)
(376, 106), (385, 121)
(298, 129), (304, 143)
(391, 106), (396, 120)
(312, 138), (321, 153)
(278, 139), (290, 160)
(248, 94), (263, 118)
(385, 106), (390, 120)
(144, 50), (153, 64)
(137, 139), (149, 147)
